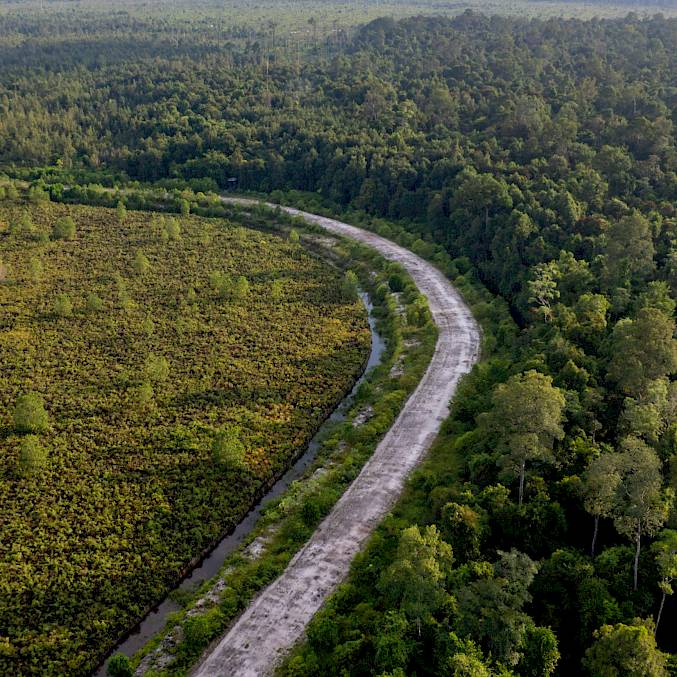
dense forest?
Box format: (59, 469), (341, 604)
(275, 14), (677, 677)
(1, 3), (677, 676)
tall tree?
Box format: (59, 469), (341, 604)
(611, 438), (672, 590)
(517, 625), (560, 677)
(481, 371), (565, 506)
(651, 530), (677, 637)
(608, 308), (677, 397)
(620, 379), (676, 445)
(453, 170), (512, 231)
(604, 212), (655, 288)
(378, 525), (453, 635)
(572, 294), (610, 347)
(583, 449), (620, 556)
(583, 618), (667, 677)
(456, 549), (539, 667)
(373, 610), (410, 674)
(527, 262), (560, 322)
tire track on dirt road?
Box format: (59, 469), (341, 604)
(193, 200), (481, 676)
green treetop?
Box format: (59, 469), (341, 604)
(583, 618), (667, 677)
(14, 393), (49, 434)
(481, 370), (565, 506)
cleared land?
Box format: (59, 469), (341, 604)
(0, 201), (370, 675)
(191, 200), (481, 676)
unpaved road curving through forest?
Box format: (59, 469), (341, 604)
(193, 200), (481, 677)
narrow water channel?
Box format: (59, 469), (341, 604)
(95, 292), (385, 675)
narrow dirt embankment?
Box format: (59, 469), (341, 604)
(193, 200), (481, 677)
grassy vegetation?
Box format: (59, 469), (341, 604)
(2, 1), (676, 673)
(0, 199), (370, 675)
(121, 200), (438, 676)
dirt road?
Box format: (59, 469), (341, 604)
(193, 200), (481, 676)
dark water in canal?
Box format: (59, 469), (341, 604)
(95, 293), (385, 675)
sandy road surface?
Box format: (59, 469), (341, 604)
(193, 200), (481, 676)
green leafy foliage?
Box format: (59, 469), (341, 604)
(86, 292), (104, 313)
(136, 381), (154, 410)
(211, 426), (246, 468)
(18, 435), (48, 476)
(107, 654), (133, 677)
(0, 201), (370, 674)
(652, 530), (677, 637)
(51, 216), (76, 241)
(456, 550), (539, 666)
(341, 270), (359, 303)
(144, 353), (170, 383)
(27, 256), (42, 282)
(479, 371), (565, 506)
(166, 217), (181, 241)
(53, 292), (73, 317)
(517, 625), (560, 677)
(1, 6), (677, 675)
(378, 525), (453, 634)
(270, 278), (284, 303)
(583, 619), (668, 677)
(232, 275), (250, 302)
(13, 392), (49, 433)
(133, 250), (151, 276)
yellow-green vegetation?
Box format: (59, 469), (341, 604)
(0, 201), (370, 674)
(124, 208), (438, 676)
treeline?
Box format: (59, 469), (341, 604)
(264, 15), (677, 676)
(1, 9), (676, 675)
(271, 166), (677, 675)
